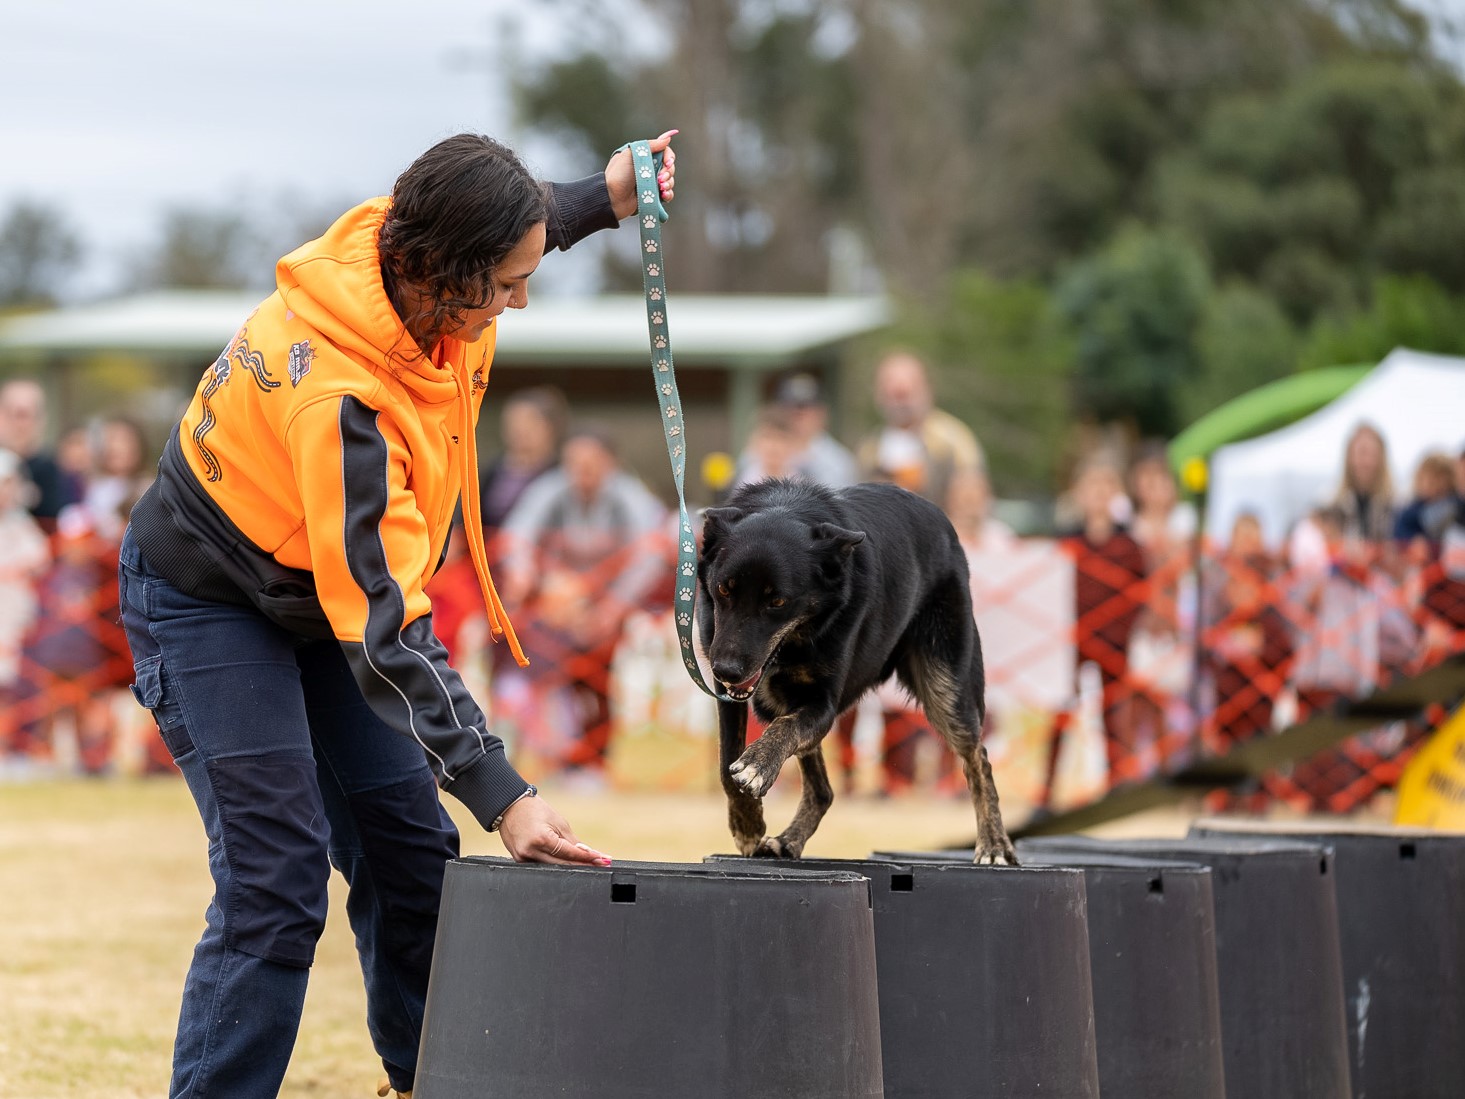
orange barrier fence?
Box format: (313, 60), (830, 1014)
(1, 524), (172, 777)
(4, 521), (1462, 818)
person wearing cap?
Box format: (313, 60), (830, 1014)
(118, 129), (677, 1099)
(733, 371), (859, 489)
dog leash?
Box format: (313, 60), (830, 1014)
(623, 139), (733, 702)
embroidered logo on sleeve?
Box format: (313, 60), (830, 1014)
(288, 340), (315, 387)
(193, 333), (280, 482)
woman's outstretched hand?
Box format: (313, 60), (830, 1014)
(498, 793), (612, 866)
(606, 129), (678, 220)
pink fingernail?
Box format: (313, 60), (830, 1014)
(597, 857), (613, 866)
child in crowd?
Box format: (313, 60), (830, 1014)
(1199, 513), (1293, 809)
(1395, 451), (1461, 553)
(1126, 448), (1198, 756)
(1285, 505), (1419, 810)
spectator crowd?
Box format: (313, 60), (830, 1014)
(0, 378), (169, 777)
(4, 358), (1462, 816)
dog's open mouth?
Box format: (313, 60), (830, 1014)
(720, 668), (764, 701)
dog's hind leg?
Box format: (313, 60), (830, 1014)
(755, 747), (835, 859)
(718, 699), (767, 855)
(904, 627), (1017, 866)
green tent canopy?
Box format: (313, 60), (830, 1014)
(1168, 365), (1371, 484)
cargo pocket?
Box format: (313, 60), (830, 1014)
(130, 654), (195, 760)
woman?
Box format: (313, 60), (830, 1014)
(1332, 421), (1396, 546)
(119, 129), (676, 1099)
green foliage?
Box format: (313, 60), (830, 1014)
(1296, 274), (1465, 370)
(1259, 244), (1361, 322)
(1152, 58), (1465, 321)
(1053, 226), (1211, 437)
(518, 53), (640, 160)
(1184, 283), (1298, 427)
(1374, 167), (1465, 289)
(1155, 159), (1276, 276)
(499, 0), (1465, 485)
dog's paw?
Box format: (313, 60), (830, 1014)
(734, 832), (763, 856)
(752, 835), (802, 859)
(728, 747), (780, 799)
(973, 839), (1019, 866)
(729, 802), (766, 856)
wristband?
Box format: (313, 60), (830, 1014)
(489, 784), (537, 832)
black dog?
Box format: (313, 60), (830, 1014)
(698, 478), (1016, 864)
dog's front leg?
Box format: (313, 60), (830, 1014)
(729, 710), (829, 801)
(718, 699), (766, 855)
(753, 748), (835, 859)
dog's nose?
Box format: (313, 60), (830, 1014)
(711, 660), (744, 685)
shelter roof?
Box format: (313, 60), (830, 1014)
(0, 290), (890, 366)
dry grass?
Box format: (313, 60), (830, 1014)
(0, 771), (1196, 1098)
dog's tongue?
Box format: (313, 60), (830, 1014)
(733, 669), (763, 693)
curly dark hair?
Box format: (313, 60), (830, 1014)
(379, 134), (548, 348)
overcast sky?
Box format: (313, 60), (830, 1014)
(1, 0), (624, 298)
(4, 0), (1463, 300)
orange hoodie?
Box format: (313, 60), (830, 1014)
(129, 179), (617, 829)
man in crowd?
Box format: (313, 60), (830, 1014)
(856, 351), (985, 507)
(498, 426), (669, 782)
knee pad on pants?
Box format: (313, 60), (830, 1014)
(210, 753), (332, 968)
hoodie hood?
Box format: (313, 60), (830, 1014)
(275, 197), (470, 406)
(274, 196), (524, 664)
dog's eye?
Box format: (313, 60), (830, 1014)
(769, 597), (786, 608)
(717, 582), (730, 598)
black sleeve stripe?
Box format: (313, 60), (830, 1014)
(337, 395), (491, 778)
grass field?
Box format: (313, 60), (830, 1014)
(0, 773), (1197, 1098)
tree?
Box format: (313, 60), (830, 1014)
(1183, 283), (1298, 428)
(1054, 225), (1210, 438)
(1296, 274), (1465, 370)
(0, 201), (83, 308)
(1374, 167), (1465, 289)
(129, 207), (269, 291)
(1152, 59), (1465, 321)
(497, 0), (1463, 488)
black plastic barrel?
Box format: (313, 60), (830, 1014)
(414, 857), (884, 1099)
(1192, 819), (1465, 1098)
(1020, 835), (1352, 1099)
(878, 848), (1226, 1099)
(710, 854), (1100, 1098)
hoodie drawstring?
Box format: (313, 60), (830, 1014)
(453, 360), (528, 667)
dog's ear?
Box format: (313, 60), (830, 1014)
(700, 506), (745, 552)
(812, 523), (866, 557)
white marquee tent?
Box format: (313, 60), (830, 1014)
(1206, 348), (1465, 547)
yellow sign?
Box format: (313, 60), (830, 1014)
(1396, 704), (1465, 830)
(701, 451), (736, 493)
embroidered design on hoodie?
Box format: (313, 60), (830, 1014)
(193, 332), (279, 482)
(288, 340), (315, 387)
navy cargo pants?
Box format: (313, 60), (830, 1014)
(119, 528), (457, 1098)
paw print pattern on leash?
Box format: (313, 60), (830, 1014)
(625, 138), (730, 701)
